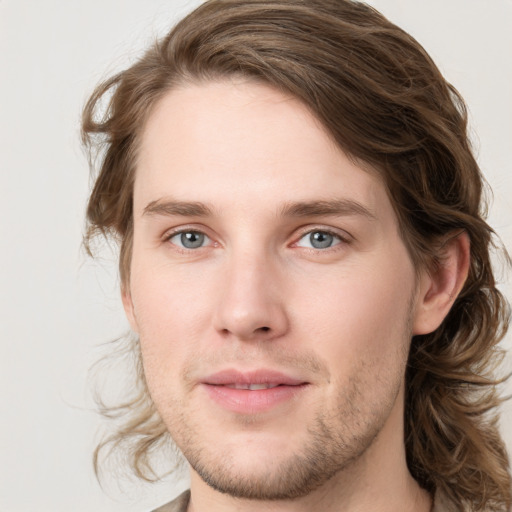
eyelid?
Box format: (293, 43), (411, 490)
(160, 223), (352, 251)
(292, 225), (353, 245)
(162, 225), (217, 248)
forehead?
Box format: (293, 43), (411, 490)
(135, 79), (389, 218)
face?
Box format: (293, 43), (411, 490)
(126, 80), (423, 499)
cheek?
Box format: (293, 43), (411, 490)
(128, 261), (216, 389)
(295, 259), (415, 412)
(296, 254), (416, 361)
(131, 255), (213, 331)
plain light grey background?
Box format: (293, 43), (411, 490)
(1, 1), (511, 511)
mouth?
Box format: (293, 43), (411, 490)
(201, 369), (309, 413)
(203, 368), (307, 386)
(224, 383), (282, 390)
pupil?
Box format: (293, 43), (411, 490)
(310, 231), (333, 249)
(181, 232), (204, 248)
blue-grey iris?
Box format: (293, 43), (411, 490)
(310, 231), (334, 249)
(181, 231), (205, 248)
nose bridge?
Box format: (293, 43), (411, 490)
(213, 243), (288, 341)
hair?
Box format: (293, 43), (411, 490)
(82, 0), (512, 509)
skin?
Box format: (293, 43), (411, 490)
(123, 79), (469, 512)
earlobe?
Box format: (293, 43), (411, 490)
(122, 286), (140, 333)
(412, 231), (470, 335)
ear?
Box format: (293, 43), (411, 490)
(121, 285), (140, 333)
(413, 231), (470, 335)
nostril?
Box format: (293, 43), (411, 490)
(260, 326), (270, 332)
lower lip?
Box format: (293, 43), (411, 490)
(202, 384), (308, 414)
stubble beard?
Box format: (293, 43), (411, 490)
(152, 306), (413, 501)
(168, 364), (404, 501)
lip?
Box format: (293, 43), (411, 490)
(203, 369), (306, 387)
(201, 369), (309, 414)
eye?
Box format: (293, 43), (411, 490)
(295, 230), (343, 249)
(168, 230), (211, 249)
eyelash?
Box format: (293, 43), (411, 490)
(162, 226), (352, 253)
(293, 227), (351, 250)
(163, 227), (215, 252)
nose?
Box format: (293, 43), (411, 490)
(213, 251), (289, 342)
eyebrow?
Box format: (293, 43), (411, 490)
(142, 198), (376, 221)
(143, 199), (214, 217)
(280, 199), (377, 220)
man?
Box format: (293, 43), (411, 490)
(82, 1), (512, 511)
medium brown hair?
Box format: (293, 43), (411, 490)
(82, 0), (511, 509)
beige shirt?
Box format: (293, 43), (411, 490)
(151, 489), (450, 511)
(152, 490), (190, 512)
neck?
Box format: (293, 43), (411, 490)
(186, 386), (432, 512)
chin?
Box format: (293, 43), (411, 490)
(191, 450), (342, 500)
(178, 415), (376, 501)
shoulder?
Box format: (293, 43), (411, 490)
(151, 490), (190, 512)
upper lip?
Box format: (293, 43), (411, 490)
(202, 369), (307, 386)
